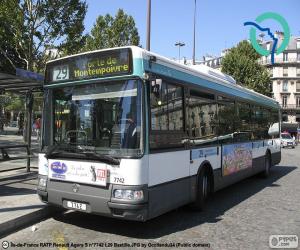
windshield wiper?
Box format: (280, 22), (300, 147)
(45, 144), (64, 159)
(45, 145), (120, 165)
(45, 142), (80, 157)
(82, 151), (120, 165)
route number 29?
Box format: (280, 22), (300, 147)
(53, 65), (69, 81)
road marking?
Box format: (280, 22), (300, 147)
(52, 230), (68, 250)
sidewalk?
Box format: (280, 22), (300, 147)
(0, 163), (57, 238)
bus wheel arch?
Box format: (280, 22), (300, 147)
(190, 161), (214, 211)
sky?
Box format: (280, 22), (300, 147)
(84, 0), (300, 61)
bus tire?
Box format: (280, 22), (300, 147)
(261, 152), (271, 178)
(190, 166), (211, 211)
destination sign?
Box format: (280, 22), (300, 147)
(45, 48), (132, 84)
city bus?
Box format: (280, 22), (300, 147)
(37, 46), (281, 221)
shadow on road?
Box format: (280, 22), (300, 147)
(0, 172), (37, 196)
(52, 165), (297, 239)
(0, 204), (44, 213)
(0, 185), (37, 196)
(0, 134), (40, 154)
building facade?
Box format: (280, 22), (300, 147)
(259, 35), (300, 123)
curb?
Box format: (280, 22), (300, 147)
(0, 206), (60, 239)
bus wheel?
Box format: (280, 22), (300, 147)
(190, 167), (211, 211)
(261, 153), (271, 178)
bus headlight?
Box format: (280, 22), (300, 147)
(38, 175), (47, 189)
(113, 189), (144, 201)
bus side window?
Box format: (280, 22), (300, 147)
(235, 102), (252, 142)
(217, 96), (235, 144)
(188, 90), (217, 146)
(150, 79), (168, 131)
(252, 106), (265, 140)
(149, 79), (185, 150)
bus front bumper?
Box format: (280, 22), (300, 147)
(37, 175), (148, 221)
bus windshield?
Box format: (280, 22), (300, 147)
(52, 79), (142, 157)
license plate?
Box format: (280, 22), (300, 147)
(66, 201), (87, 211)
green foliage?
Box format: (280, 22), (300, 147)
(85, 9), (140, 51)
(221, 40), (271, 96)
(3, 92), (42, 115)
(0, 0), (26, 73)
(3, 94), (24, 112)
(0, 0), (87, 72)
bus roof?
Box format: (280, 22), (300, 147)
(137, 47), (279, 109)
(46, 46), (279, 109)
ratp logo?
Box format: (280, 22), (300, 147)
(244, 12), (290, 64)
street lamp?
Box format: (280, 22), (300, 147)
(146, 0), (151, 51)
(175, 41), (185, 62)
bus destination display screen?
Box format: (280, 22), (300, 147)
(46, 48), (132, 84)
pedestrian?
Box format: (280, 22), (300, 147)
(35, 118), (41, 141)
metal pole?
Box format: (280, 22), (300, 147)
(146, 0), (151, 51)
(25, 90), (33, 172)
(25, 105), (32, 172)
(192, 0), (197, 65)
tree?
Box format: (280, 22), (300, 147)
(0, 0), (87, 73)
(0, 1), (26, 74)
(221, 40), (271, 96)
(85, 9), (140, 51)
(5, 95), (24, 113)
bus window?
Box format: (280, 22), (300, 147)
(268, 109), (280, 138)
(150, 80), (183, 131)
(188, 90), (217, 146)
(52, 80), (143, 157)
(167, 84), (184, 131)
(149, 79), (185, 149)
(261, 108), (272, 139)
(217, 96), (235, 143)
(235, 102), (252, 142)
(150, 79), (168, 130)
(251, 106), (270, 140)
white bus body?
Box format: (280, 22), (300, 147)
(37, 46), (281, 221)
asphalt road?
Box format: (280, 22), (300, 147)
(1, 147), (300, 250)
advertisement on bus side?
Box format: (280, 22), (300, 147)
(222, 143), (252, 176)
